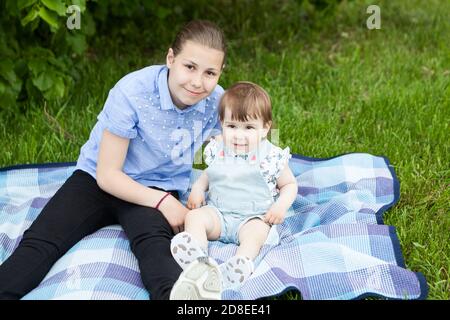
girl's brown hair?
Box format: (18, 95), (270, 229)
(171, 20), (227, 67)
(219, 81), (272, 126)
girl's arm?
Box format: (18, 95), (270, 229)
(97, 129), (188, 232)
(96, 129), (166, 207)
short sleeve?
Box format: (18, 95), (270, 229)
(212, 118), (222, 133)
(260, 145), (292, 197)
(203, 137), (219, 166)
(272, 146), (292, 180)
(97, 86), (138, 139)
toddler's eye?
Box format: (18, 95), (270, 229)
(185, 65), (194, 70)
(227, 124), (236, 128)
(246, 126), (255, 130)
(207, 71), (217, 77)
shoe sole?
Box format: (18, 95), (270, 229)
(170, 257), (222, 300)
(171, 232), (205, 270)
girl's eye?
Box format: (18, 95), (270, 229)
(207, 71), (217, 77)
(185, 65), (194, 70)
(227, 125), (236, 128)
(246, 126), (255, 130)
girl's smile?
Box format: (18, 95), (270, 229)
(184, 87), (205, 96)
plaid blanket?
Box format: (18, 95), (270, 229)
(0, 153), (427, 300)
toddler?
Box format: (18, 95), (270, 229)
(170, 82), (298, 296)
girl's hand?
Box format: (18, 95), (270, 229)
(187, 186), (206, 209)
(264, 202), (287, 225)
(157, 194), (189, 234)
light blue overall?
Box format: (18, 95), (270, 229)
(205, 139), (275, 244)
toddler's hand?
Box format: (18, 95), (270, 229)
(264, 202), (287, 225)
(187, 186), (206, 209)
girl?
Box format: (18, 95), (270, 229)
(169, 82), (298, 298)
(0, 20), (226, 300)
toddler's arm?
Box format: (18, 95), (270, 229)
(264, 165), (298, 225)
(187, 171), (209, 209)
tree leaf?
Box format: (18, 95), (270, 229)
(41, 0), (66, 16)
(0, 59), (21, 93)
(28, 59), (47, 78)
(0, 59), (17, 84)
(0, 77), (21, 106)
(18, 0), (37, 10)
(32, 71), (54, 91)
(0, 81), (19, 108)
(38, 6), (60, 31)
(43, 76), (65, 100)
(20, 5), (39, 26)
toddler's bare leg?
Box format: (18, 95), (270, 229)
(219, 219), (270, 288)
(185, 207), (222, 250)
(236, 218), (271, 260)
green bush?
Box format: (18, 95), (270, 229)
(0, 0), (341, 114)
(1, 0), (87, 112)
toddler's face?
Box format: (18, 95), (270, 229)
(222, 108), (270, 155)
(166, 40), (224, 108)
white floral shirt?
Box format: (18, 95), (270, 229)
(203, 137), (292, 198)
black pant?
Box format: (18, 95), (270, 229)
(0, 169), (182, 300)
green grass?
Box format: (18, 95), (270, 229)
(1, 0), (448, 299)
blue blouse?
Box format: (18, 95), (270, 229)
(75, 65), (223, 193)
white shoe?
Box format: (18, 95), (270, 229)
(171, 232), (207, 270)
(170, 257), (222, 300)
(220, 256), (254, 289)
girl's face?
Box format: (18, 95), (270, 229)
(222, 107), (271, 155)
(166, 40), (224, 108)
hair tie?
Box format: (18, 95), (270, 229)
(155, 192), (171, 210)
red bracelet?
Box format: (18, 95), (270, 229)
(155, 192), (171, 210)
